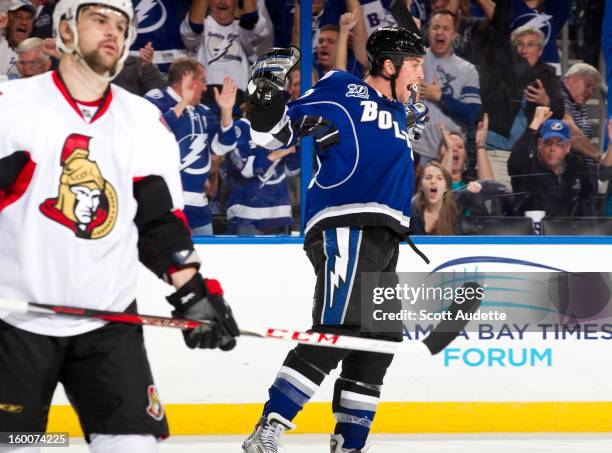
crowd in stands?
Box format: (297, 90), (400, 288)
(0, 0), (610, 236)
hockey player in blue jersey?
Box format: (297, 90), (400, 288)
(225, 118), (299, 235)
(145, 57), (237, 235)
(242, 27), (428, 453)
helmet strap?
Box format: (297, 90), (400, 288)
(75, 47), (124, 84)
(390, 73), (399, 102)
(57, 5), (129, 84)
(379, 60), (402, 102)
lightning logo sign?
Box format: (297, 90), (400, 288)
(178, 134), (211, 175)
(328, 233), (350, 309)
(322, 227), (362, 324)
(135, 0), (167, 34)
(511, 12), (553, 45)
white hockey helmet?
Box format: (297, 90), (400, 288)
(53, 0), (137, 80)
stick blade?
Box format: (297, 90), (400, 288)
(0, 298), (34, 314)
(422, 282), (483, 355)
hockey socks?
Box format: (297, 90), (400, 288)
(332, 377), (381, 450)
(263, 349), (326, 421)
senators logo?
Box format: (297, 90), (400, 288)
(146, 385), (165, 421)
(0, 402), (24, 413)
(40, 134), (118, 239)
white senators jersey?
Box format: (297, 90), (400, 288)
(0, 71), (184, 336)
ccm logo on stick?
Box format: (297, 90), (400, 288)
(265, 328), (339, 345)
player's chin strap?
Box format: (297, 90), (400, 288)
(391, 78), (399, 101)
(380, 70), (400, 101)
(74, 47), (125, 84)
(62, 34), (126, 84)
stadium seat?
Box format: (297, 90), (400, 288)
(460, 216), (534, 235)
(540, 217), (612, 235)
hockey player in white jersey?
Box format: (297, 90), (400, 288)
(0, 1), (239, 451)
(242, 27), (427, 453)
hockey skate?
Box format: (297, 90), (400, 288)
(330, 434), (371, 452)
(242, 412), (295, 453)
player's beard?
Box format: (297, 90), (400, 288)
(81, 46), (120, 76)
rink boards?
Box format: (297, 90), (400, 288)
(48, 239), (612, 435)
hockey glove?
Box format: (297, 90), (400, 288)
(247, 46), (301, 107)
(167, 273), (239, 351)
(294, 115), (340, 151)
(405, 102), (429, 142)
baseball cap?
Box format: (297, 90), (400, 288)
(8, 0), (36, 15)
(540, 119), (569, 141)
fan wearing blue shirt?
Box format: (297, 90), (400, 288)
(145, 58), (237, 235)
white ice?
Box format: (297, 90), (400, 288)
(38, 433), (612, 452)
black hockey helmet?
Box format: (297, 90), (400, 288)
(366, 26), (425, 76)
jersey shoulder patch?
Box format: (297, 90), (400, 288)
(345, 82), (370, 100)
(145, 88), (165, 100)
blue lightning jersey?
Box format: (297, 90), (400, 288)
(251, 70), (414, 239)
(510, 0), (570, 73)
(145, 87), (236, 228)
(132, 0), (190, 72)
(225, 119), (298, 230)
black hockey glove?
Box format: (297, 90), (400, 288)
(247, 46), (301, 108)
(167, 273), (239, 351)
(405, 102), (429, 142)
(294, 115), (340, 151)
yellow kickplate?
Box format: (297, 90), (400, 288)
(47, 401), (612, 436)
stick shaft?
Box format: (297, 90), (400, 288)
(388, 0), (420, 34)
(0, 296), (474, 355)
(388, 0), (421, 105)
(0, 299), (418, 354)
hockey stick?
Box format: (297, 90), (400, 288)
(0, 293), (480, 355)
(388, 0), (420, 34)
(388, 0), (421, 103)
(0, 299), (414, 354)
(423, 282), (482, 354)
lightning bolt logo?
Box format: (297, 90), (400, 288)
(135, 0), (157, 22)
(327, 228), (350, 309)
(179, 134), (210, 175)
(135, 0), (167, 34)
(512, 12), (552, 44)
(209, 37), (236, 65)
(523, 13), (552, 32)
